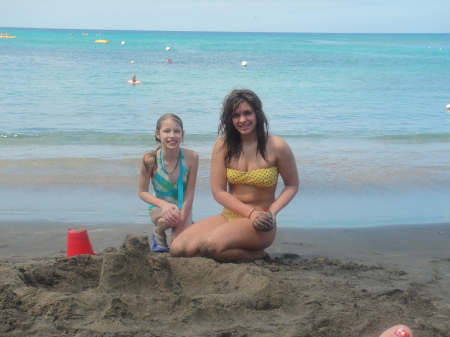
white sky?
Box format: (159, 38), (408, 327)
(1, 0), (449, 33)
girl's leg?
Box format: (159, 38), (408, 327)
(170, 215), (226, 257)
(170, 212), (193, 243)
(150, 208), (172, 238)
(149, 208), (173, 251)
(379, 325), (412, 337)
(199, 217), (276, 262)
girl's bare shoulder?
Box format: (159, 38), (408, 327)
(267, 134), (289, 150)
(211, 137), (226, 153)
(181, 148), (199, 162)
(214, 137), (225, 146)
(181, 148), (199, 166)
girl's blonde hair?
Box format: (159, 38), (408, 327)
(142, 113), (184, 173)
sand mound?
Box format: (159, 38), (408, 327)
(1, 234), (448, 336)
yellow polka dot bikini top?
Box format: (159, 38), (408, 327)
(226, 166), (279, 188)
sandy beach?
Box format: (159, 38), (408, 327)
(1, 222), (449, 336)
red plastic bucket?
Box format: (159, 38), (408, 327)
(66, 226), (96, 257)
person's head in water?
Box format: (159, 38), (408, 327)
(128, 74), (141, 84)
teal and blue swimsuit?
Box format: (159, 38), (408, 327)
(149, 150), (188, 210)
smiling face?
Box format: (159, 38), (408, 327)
(231, 100), (257, 136)
(155, 118), (184, 150)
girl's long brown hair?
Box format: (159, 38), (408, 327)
(218, 89), (269, 167)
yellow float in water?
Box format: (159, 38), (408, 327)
(0, 36), (16, 38)
(95, 40), (109, 43)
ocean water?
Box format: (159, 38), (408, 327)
(1, 28), (449, 228)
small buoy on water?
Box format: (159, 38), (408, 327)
(241, 61), (248, 67)
(166, 46), (170, 51)
(131, 61), (135, 64)
(446, 104), (450, 110)
(121, 41), (125, 45)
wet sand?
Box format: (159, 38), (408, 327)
(1, 222), (449, 336)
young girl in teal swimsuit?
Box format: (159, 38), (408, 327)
(171, 89), (299, 261)
(138, 114), (199, 252)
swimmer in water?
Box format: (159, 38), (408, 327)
(128, 74), (142, 84)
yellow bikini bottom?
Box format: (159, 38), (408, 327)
(221, 207), (270, 222)
(220, 208), (242, 221)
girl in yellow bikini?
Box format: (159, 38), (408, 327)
(171, 89), (299, 262)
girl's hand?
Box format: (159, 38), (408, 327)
(161, 202), (181, 226)
(252, 210), (276, 232)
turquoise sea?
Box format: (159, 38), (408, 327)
(1, 27), (449, 228)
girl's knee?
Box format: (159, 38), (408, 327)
(158, 218), (175, 228)
(169, 241), (181, 257)
(150, 208), (161, 224)
(169, 237), (186, 257)
(170, 236), (198, 258)
(198, 236), (221, 259)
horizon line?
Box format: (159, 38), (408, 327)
(1, 26), (449, 35)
